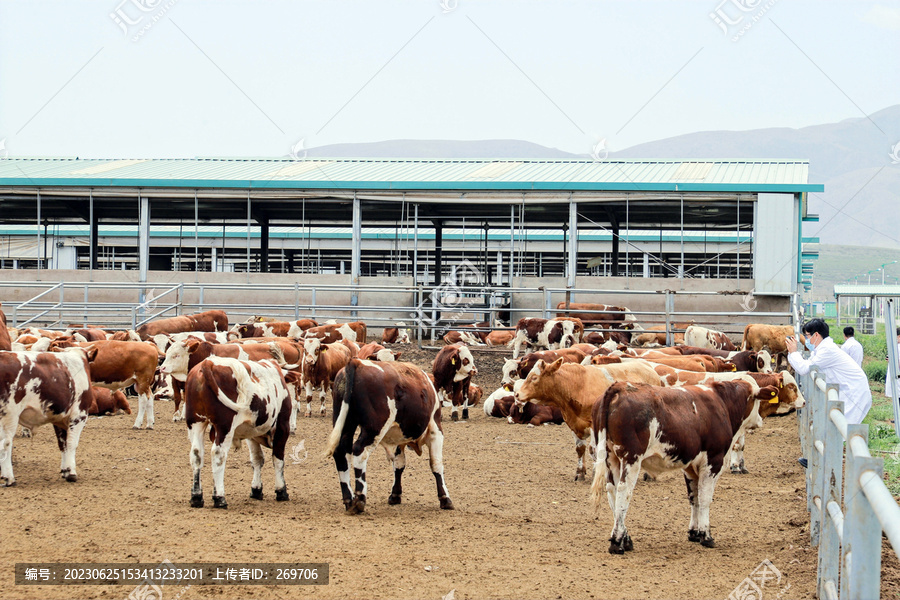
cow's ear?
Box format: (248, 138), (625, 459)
(321, 345), (327, 352)
(451, 356), (457, 366)
(84, 345), (99, 362)
(545, 357), (565, 374)
(757, 385), (779, 402)
(394, 351), (402, 360)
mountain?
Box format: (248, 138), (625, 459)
(305, 139), (580, 159)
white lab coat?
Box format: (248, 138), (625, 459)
(840, 336), (863, 366)
(789, 337), (872, 425)
(886, 341), (900, 393)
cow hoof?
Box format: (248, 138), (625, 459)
(213, 496), (228, 509)
(388, 494), (402, 505)
(275, 488), (289, 502)
(740, 467), (749, 474)
(623, 535), (634, 552)
(574, 472), (585, 482)
(190, 494), (204, 508)
(147, 425), (154, 430)
(462, 409), (469, 420)
(347, 498), (366, 515)
(132, 426), (141, 430)
(700, 536), (716, 548)
(688, 529), (702, 543)
(65, 473), (78, 483)
(2, 480), (16, 487)
(304, 413), (312, 419)
(608, 538), (626, 554)
(342, 499), (353, 511)
(250, 487), (263, 500)
(643, 472), (653, 482)
(439, 497), (454, 510)
(450, 413), (458, 422)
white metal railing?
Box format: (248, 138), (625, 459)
(798, 366), (900, 599)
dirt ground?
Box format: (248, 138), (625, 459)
(0, 344), (879, 600)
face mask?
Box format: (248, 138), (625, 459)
(805, 339), (816, 352)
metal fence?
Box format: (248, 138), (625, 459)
(797, 366), (900, 599)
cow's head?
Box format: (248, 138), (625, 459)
(515, 357), (563, 406)
(449, 345), (476, 381)
(755, 384), (787, 421)
(374, 348), (400, 362)
(159, 339), (194, 381)
(501, 358), (520, 387)
(756, 350), (774, 374)
(773, 371), (805, 414)
(303, 337), (324, 365)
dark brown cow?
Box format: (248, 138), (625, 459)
(509, 317), (585, 359)
(135, 310), (229, 340)
(301, 322), (367, 344)
(583, 326), (633, 346)
(590, 380), (786, 553)
(381, 325), (411, 344)
(71, 328), (109, 342)
(357, 342), (401, 362)
(0, 303), (10, 351)
(89, 387), (132, 415)
(51, 340), (159, 430)
(555, 302), (636, 326)
(301, 338), (352, 418)
(483, 392), (514, 418)
(185, 357), (292, 508)
(431, 344), (477, 421)
(0, 350), (94, 485)
(508, 402), (564, 426)
(323, 359), (453, 514)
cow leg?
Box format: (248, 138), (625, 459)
(132, 392), (147, 429)
(348, 434), (376, 515)
(318, 384), (328, 417)
(247, 439), (265, 500)
(210, 431), (236, 509)
(684, 471), (701, 542)
(172, 381), (185, 422)
(426, 422), (454, 510)
(188, 421), (207, 507)
(574, 433), (588, 481)
(54, 416), (86, 482)
(0, 417), (17, 487)
(609, 460), (640, 554)
(730, 434), (748, 474)
(695, 467), (722, 548)
(332, 431), (355, 510)
(387, 445), (406, 505)
(304, 381), (314, 418)
(271, 420), (290, 502)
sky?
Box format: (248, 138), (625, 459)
(1, 0), (898, 159)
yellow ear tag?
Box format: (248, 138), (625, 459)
(451, 357), (456, 365)
(769, 397), (779, 403)
(321, 346), (327, 352)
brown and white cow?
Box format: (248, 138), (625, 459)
(741, 324), (804, 371)
(501, 348), (587, 388)
(636, 354), (737, 373)
(555, 302), (637, 326)
(228, 321), (297, 341)
(300, 321), (367, 345)
(185, 357), (292, 509)
(514, 359), (661, 481)
(431, 344), (477, 421)
(508, 402), (565, 426)
(281, 319), (319, 339)
(674, 347), (773, 374)
(52, 340), (159, 430)
(631, 322), (693, 347)
(135, 310), (229, 340)
(323, 359), (453, 514)
(684, 325), (737, 352)
(357, 342), (401, 362)
(0, 303), (10, 351)
(509, 317), (585, 359)
(89, 387), (132, 416)
(484, 329), (515, 347)
(301, 338), (352, 418)
(590, 380), (787, 553)
(0, 350), (94, 485)
(381, 323), (411, 344)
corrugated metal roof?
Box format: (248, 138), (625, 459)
(0, 158), (821, 192)
(833, 285), (900, 296)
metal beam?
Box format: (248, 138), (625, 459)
(138, 192), (149, 300)
(89, 191), (98, 272)
(351, 195), (361, 313)
(568, 199), (577, 287)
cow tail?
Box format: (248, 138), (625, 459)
(741, 324), (752, 351)
(200, 360), (244, 413)
(323, 359), (355, 457)
(589, 389), (613, 517)
(268, 341), (286, 365)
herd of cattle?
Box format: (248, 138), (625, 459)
(0, 301), (805, 553)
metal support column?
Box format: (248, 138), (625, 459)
(568, 199), (577, 288)
(194, 191), (199, 280)
(433, 219), (443, 286)
(36, 190), (41, 278)
(413, 203), (419, 283)
(260, 219), (269, 273)
(89, 190), (98, 273)
(246, 192), (251, 281)
(351, 194), (361, 315)
(138, 192), (149, 304)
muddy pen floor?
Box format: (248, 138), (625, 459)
(0, 345), (822, 600)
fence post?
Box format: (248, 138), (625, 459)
(294, 283), (300, 320)
(842, 424), (882, 600)
(817, 393), (844, 599)
(83, 284), (89, 326)
(809, 373), (825, 547)
(198, 286), (204, 313)
(177, 283), (184, 316)
(664, 291), (673, 347)
(542, 287), (551, 319)
(311, 287), (317, 319)
(59, 283), (64, 325)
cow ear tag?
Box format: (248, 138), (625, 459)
(769, 390), (778, 403)
(322, 346), (327, 352)
(451, 357), (456, 365)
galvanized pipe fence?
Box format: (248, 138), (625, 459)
(798, 365), (900, 599)
(1, 281), (795, 348)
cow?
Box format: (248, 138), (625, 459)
(282, 319), (320, 339)
(0, 303), (10, 351)
(484, 391), (515, 419)
(357, 342), (401, 362)
(70, 328), (109, 342)
(555, 302), (637, 326)
(0, 350), (94, 486)
(674, 347), (773, 374)
(431, 344), (477, 421)
(635, 354), (737, 373)
(590, 379), (790, 553)
(514, 358), (661, 481)
(89, 388), (132, 415)
(583, 355), (624, 366)
(509, 317), (585, 359)
(484, 329), (515, 347)
(508, 402), (565, 427)
(631, 322), (693, 347)
(501, 348), (587, 387)
(301, 338), (353, 418)
(228, 321), (296, 340)
(467, 383), (483, 407)
(51, 340), (160, 430)
(442, 330), (485, 346)
(684, 325), (737, 352)
(382, 324), (411, 344)
(135, 310), (229, 340)
(741, 324), (804, 371)
(147, 331), (230, 354)
(300, 322), (367, 345)
(583, 325), (633, 346)
(185, 357), (292, 509)
(323, 358), (453, 514)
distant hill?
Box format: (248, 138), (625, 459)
(805, 243), (900, 302)
(302, 105), (900, 248)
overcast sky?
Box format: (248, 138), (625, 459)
(1, 0), (898, 159)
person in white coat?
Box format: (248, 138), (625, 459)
(840, 326), (864, 366)
(787, 318), (872, 426)
(887, 326), (900, 394)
